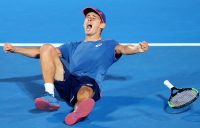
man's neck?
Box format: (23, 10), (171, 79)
(84, 35), (102, 42)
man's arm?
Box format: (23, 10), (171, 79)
(3, 43), (40, 58)
(115, 41), (149, 55)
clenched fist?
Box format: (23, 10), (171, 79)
(138, 41), (149, 53)
(3, 43), (16, 53)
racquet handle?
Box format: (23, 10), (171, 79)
(164, 80), (174, 89)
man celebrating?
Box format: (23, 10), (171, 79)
(3, 7), (148, 125)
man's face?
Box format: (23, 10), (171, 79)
(83, 12), (104, 36)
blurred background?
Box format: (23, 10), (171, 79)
(0, 0), (200, 43)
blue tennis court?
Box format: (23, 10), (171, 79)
(1, 46), (200, 128)
(0, 0), (200, 128)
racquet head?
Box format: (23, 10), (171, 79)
(168, 87), (199, 109)
(164, 80), (199, 109)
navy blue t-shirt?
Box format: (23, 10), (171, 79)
(59, 40), (121, 84)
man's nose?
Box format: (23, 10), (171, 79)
(88, 17), (92, 21)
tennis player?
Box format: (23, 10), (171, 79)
(3, 7), (148, 125)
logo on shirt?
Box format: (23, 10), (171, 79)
(95, 43), (103, 47)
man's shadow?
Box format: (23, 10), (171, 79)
(0, 73), (130, 99)
(104, 74), (130, 81)
(0, 75), (44, 99)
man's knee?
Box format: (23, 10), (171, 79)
(77, 86), (94, 101)
(40, 44), (55, 54)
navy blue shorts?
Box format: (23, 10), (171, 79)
(54, 65), (101, 106)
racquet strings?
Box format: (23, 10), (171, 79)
(170, 89), (198, 107)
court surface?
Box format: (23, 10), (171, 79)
(1, 46), (200, 128)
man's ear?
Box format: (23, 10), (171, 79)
(100, 23), (106, 29)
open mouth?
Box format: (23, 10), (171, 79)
(86, 24), (93, 31)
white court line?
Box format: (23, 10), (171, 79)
(1, 43), (200, 47)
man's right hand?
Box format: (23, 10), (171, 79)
(3, 43), (16, 53)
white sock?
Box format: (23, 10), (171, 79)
(44, 83), (55, 97)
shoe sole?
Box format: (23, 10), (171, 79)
(65, 98), (95, 125)
(34, 98), (60, 111)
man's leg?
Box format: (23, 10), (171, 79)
(76, 86), (94, 107)
(40, 44), (64, 84)
(35, 44), (64, 111)
(65, 86), (95, 125)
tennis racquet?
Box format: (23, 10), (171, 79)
(164, 80), (199, 109)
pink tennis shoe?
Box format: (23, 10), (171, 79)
(65, 98), (95, 125)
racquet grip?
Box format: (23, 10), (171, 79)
(164, 80), (174, 89)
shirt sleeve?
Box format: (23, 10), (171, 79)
(58, 41), (81, 62)
(112, 40), (122, 61)
(58, 42), (71, 59)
